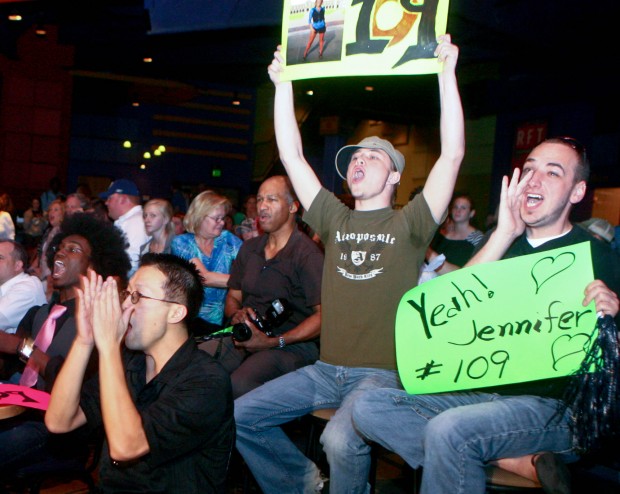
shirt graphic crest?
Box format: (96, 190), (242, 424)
(351, 250), (366, 266)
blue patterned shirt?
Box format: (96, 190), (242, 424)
(171, 231), (242, 325)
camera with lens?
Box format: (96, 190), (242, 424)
(232, 299), (292, 342)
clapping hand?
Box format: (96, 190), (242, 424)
(75, 269), (102, 347)
(92, 277), (131, 353)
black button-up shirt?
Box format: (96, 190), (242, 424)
(81, 338), (234, 493)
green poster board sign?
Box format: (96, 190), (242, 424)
(395, 242), (597, 394)
(280, 0), (450, 81)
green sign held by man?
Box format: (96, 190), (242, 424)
(395, 242), (597, 394)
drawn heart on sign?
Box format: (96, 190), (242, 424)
(551, 333), (591, 371)
(531, 252), (576, 294)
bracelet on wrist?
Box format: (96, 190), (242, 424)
(18, 337), (36, 364)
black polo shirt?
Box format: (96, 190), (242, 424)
(227, 228), (323, 335)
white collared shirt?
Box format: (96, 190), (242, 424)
(0, 272), (47, 333)
(114, 205), (149, 277)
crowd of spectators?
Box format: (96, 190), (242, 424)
(0, 173), (327, 492)
(0, 142), (618, 494)
(0, 34), (619, 494)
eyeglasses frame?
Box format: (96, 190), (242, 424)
(121, 290), (180, 305)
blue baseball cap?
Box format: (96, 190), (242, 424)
(99, 179), (140, 199)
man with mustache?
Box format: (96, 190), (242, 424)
(201, 175), (323, 398)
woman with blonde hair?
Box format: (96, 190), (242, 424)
(171, 191), (242, 330)
(140, 198), (175, 255)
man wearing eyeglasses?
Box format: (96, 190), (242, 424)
(351, 137), (620, 493)
(46, 254), (234, 493)
(0, 213), (130, 480)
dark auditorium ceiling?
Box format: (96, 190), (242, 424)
(0, 0), (618, 122)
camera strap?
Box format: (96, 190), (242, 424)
(214, 337), (224, 360)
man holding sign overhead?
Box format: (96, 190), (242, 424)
(235, 34), (464, 493)
(352, 137), (620, 493)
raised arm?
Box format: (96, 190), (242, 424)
(422, 34), (465, 223)
(268, 47), (322, 211)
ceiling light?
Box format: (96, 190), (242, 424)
(132, 101), (140, 107)
(143, 57), (153, 63)
(8, 13), (22, 22)
(365, 86), (374, 92)
(123, 140), (132, 148)
(140, 163), (147, 170)
(35, 25), (47, 37)
(306, 90), (314, 96)
(157, 145), (166, 152)
(143, 152), (151, 159)
(154, 149), (162, 156)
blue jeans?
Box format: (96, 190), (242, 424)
(235, 360), (401, 494)
(352, 389), (574, 494)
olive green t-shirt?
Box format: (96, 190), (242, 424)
(304, 188), (440, 369)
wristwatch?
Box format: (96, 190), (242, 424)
(18, 337), (35, 363)
(278, 336), (286, 348)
